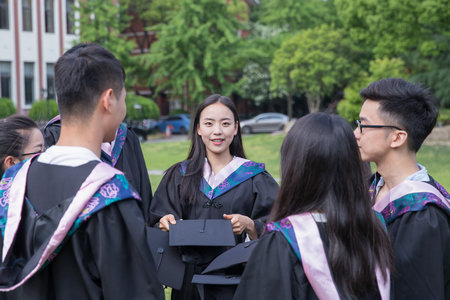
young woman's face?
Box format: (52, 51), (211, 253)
(197, 102), (238, 158)
(21, 128), (45, 159)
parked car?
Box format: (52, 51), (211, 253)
(155, 114), (191, 134)
(128, 119), (157, 141)
(240, 113), (289, 134)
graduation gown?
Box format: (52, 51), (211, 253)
(371, 176), (450, 299)
(0, 157), (164, 299)
(42, 116), (153, 223)
(149, 159), (278, 300)
(233, 215), (386, 300)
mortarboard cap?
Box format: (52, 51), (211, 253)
(146, 226), (186, 290)
(169, 219), (236, 247)
(191, 240), (259, 300)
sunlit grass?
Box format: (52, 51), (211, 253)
(142, 134), (450, 193)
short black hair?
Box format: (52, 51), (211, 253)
(54, 43), (125, 120)
(0, 114), (38, 177)
(360, 78), (438, 152)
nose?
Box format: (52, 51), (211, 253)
(353, 127), (360, 139)
(212, 123), (223, 134)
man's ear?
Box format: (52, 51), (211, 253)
(99, 89), (114, 113)
(390, 130), (408, 149)
(3, 155), (20, 169)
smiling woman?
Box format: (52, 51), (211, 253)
(0, 114), (44, 178)
(149, 94), (279, 300)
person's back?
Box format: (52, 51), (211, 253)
(234, 113), (392, 300)
(42, 115), (154, 224)
(0, 43), (164, 299)
(355, 78), (450, 299)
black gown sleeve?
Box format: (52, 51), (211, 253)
(250, 172), (279, 236)
(81, 199), (164, 300)
(117, 128), (153, 225)
(233, 231), (315, 300)
(388, 206), (450, 299)
(149, 169), (184, 226)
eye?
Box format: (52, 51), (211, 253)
(204, 121), (212, 126)
(222, 122), (231, 127)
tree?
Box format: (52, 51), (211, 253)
(257, 0), (338, 32)
(234, 23), (287, 107)
(143, 0), (246, 111)
(76, 0), (138, 88)
(270, 25), (359, 116)
(337, 57), (408, 122)
(336, 0), (450, 105)
(336, 0), (450, 58)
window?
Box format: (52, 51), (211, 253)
(46, 63), (55, 99)
(24, 63), (34, 105)
(0, 0), (8, 29)
(66, 0), (74, 34)
(22, 0), (32, 31)
(0, 61), (11, 99)
(44, 0), (54, 33)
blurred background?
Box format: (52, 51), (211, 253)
(1, 0), (449, 130)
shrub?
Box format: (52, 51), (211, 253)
(0, 98), (16, 118)
(126, 94), (160, 121)
(438, 109), (450, 126)
(169, 108), (188, 116)
(28, 99), (59, 121)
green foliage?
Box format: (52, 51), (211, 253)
(125, 94), (160, 121)
(169, 108), (188, 116)
(335, 0), (450, 106)
(410, 51), (450, 108)
(28, 100), (59, 121)
(258, 0), (338, 32)
(0, 98), (16, 118)
(335, 0), (450, 58)
(120, 0), (177, 26)
(337, 57), (408, 122)
(143, 0), (246, 110)
(437, 109), (450, 125)
(270, 25), (359, 113)
(76, 0), (138, 88)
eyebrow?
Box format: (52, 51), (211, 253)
(202, 117), (233, 121)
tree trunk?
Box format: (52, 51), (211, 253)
(287, 93), (293, 120)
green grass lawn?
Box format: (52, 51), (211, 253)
(141, 134), (450, 193)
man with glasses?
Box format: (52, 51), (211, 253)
(354, 78), (449, 299)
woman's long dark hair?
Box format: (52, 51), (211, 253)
(0, 115), (39, 177)
(165, 94), (246, 205)
(270, 112), (392, 299)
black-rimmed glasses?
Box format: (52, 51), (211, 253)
(356, 120), (404, 134)
(21, 150), (43, 157)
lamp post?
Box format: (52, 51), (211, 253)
(41, 88), (48, 120)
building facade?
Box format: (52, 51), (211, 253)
(0, 0), (78, 113)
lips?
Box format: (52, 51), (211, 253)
(211, 138), (224, 145)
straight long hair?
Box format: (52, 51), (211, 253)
(165, 94), (246, 205)
(270, 112), (392, 298)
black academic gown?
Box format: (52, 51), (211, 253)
(233, 224), (383, 300)
(0, 160), (164, 300)
(41, 120), (153, 223)
(149, 162), (278, 300)
(388, 205), (450, 299)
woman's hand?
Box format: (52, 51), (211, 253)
(223, 214), (257, 240)
(159, 214), (177, 231)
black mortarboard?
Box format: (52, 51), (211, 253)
(146, 226), (186, 290)
(169, 219), (236, 247)
(191, 240), (259, 300)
